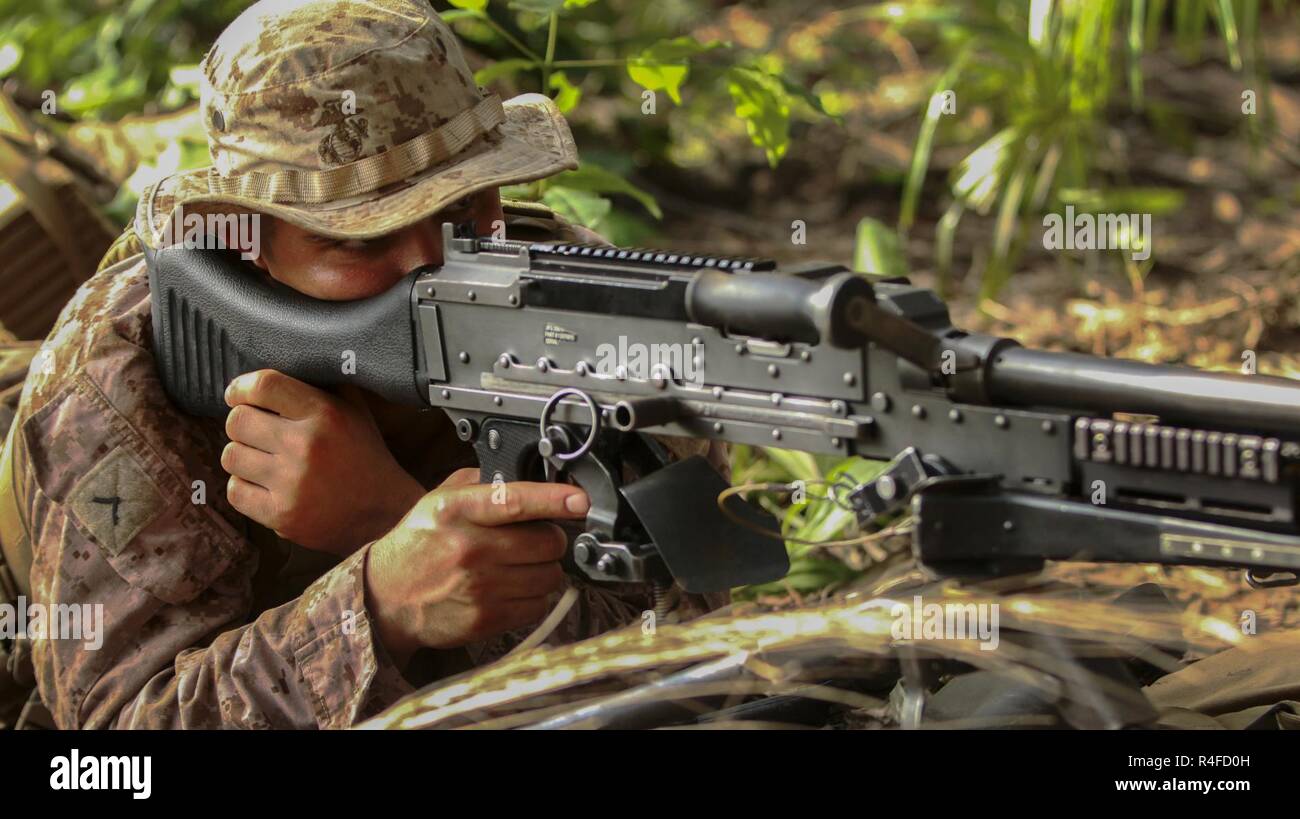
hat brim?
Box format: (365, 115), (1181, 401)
(138, 93), (578, 245)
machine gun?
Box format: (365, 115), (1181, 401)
(144, 225), (1300, 596)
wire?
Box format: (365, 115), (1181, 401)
(504, 585), (581, 659)
(716, 480), (913, 548)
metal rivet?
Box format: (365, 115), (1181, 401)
(1041, 420), (1055, 435)
(498, 354), (511, 368)
(995, 415), (1009, 429)
(771, 429), (782, 441)
(831, 400), (846, 416)
(912, 405), (926, 419)
(458, 351), (469, 363)
(576, 361), (589, 375)
(426, 286), (436, 297)
(537, 358), (550, 372)
(949, 408), (963, 423)
(800, 350), (812, 362)
(712, 387), (724, 399)
(493, 396), (503, 406)
(440, 389), (450, 399)
(735, 343), (745, 355)
(507, 294), (518, 306)
(1003, 520), (1014, 531)
(767, 364), (779, 377)
(467, 290), (477, 301)
(770, 393), (782, 405)
(843, 372), (856, 386)
(713, 422), (724, 433)
(871, 392), (891, 413)
(830, 437), (841, 447)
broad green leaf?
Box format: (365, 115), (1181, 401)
(725, 66), (790, 167)
(447, 0), (489, 11)
(540, 186), (611, 229)
(853, 217), (909, 278)
(508, 0), (594, 14)
(548, 70), (581, 113)
(626, 37), (720, 105)
(474, 58), (535, 86)
(548, 164), (661, 219)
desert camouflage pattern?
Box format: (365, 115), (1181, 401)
(138, 0), (580, 245)
(3, 205), (721, 729)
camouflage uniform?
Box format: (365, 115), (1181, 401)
(0, 0), (725, 729)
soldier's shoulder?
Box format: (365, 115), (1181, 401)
(18, 246), (153, 415)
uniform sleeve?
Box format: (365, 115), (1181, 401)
(18, 369), (414, 729)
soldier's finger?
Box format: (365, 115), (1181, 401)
(224, 403), (289, 453)
(226, 475), (275, 525)
(447, 482), (589, 527)
(490, 561), (566, 600)
(479, 521), (568, 565)
(225, 369), (329, 420)
(221, 442), (279, 488)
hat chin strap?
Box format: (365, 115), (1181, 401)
(204, 94), (506, 205)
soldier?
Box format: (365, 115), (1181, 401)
(0, 0), (723, 729)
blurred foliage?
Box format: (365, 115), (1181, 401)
(0, 0), (240, 117)
(439, 0), (833, 242)
(868, 0), (1275, 298)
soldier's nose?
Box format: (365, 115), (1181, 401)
(387, 220), (445, 272)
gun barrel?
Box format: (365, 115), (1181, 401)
(685, 269), (873, 347)
(987, 347), (1300, 432)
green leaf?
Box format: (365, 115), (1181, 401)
(759, 448), (821, 483)
(548, 164), (661, 219)
(853, 217), (909, 277)
(626, 37), (720, 106)
(474, 58), (535, 86)
(725, 66), (791, 167)
(540, 186), (611, 229)
(773, 74), (839, 122)
(507, 0), (597, 13)
(548, 70), (581, 113)
(447, 0), (489, 12)
(1057, 187), (1186, 215)
(900, 46), (972, 230)
(507, 0), (566, 14)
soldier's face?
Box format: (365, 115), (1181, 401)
(250, 188), (506, 301)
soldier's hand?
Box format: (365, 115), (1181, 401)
(363, 469), (589, 666)
(221, 369), (425, 555)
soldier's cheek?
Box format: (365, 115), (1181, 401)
(288, 258), (408, 302)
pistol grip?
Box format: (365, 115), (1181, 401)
(473, 418), (545, 485)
